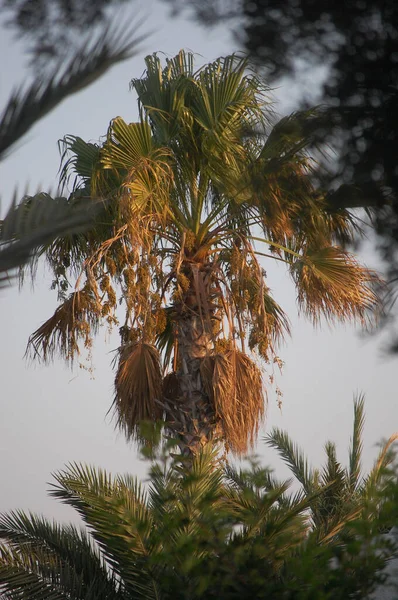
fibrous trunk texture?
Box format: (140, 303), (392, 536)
(163, 254), (219, 455)
(164, 314), (217, 456)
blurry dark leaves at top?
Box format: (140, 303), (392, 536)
(0, 22), (144, 160)
(165, 0), (397, 221)
(242, 1), (397, 200)
(165, 0), (240, 22)
(0, 0), (143, 284)
(0, 0), (130, 68)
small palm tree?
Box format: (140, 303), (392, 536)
(0, 447), (311, 600)
(1, 443), (396, 599)
(26, 51), (379, 454)
(266, 395), (398, 542)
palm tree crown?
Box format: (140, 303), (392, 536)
(26, 51), (378, 454)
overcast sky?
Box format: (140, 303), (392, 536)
(0, 0), (396, 524)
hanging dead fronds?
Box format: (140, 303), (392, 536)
(201, 349), (265, 455)
(26, 289), (100, 364)
(113, 341), (163, 439)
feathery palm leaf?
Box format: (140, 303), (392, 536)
(266, 396), (398, 542)
(266, 428), (316, 495)
(348, 394), (365, 492)
(0, 23), (144, 161)
(0, 512), (121, 600)
(50, 463), (158, 599)
(0, 194), (103, 286)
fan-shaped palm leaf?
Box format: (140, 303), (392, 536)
(292, 247), (379, 324)
(201, 348), (264, 454)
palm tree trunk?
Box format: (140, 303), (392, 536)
(164, 262), (218, 455)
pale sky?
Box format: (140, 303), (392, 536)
(0, 0), (396, 524)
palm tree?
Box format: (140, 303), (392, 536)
(1, 444), (396, 599)
(26, 51), (379, 454)
(0, 447), (312, 600)
(266, 395), (398, 543)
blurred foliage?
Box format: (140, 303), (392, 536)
(0, 0), (131, 68)
(0, 431), (397, 599)
(0, 1), (143, 284)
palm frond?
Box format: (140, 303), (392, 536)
(201, 348), (264, 454)
(292, 246), (380, 325)
(265, 428), (315, 495)
(0, 546), (66, 600)
(113, 341), (163, 439)
(0, 511), (119, 600)
(348, 394), (365, 492)
(59, 136), (101, 193)
(321, 441), (345, 489)
(49, 463), (159, 599)
(362, 432), (398, 500)
(0, 21), (145, 161)
(98, 117), (174, 221)
(0, 194), (102, 286)
(25, 289), (100, 364)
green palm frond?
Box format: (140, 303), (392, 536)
(348, 394), (365, 492)
(0, 511), (121, 600)
(49, 463), (159, 599)
(102, 119), (157, 169)
(99, 117), (173, 217)
(266, 397), (398, 544)
(131, 50), (198, 144)
(59, 137), (101, 193)
(361, 432), (398, 500)
(0, 547), (66, 600)
(266, 428), (315, 495)
(0, 194), (102, 286)
(193, 54), (267, 136)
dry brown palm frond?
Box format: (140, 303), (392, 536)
(113, 341), (163, 439)
(201, 348), (265, 455)
(26, 289), (100, 364)
(293, 247), (381, 325)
